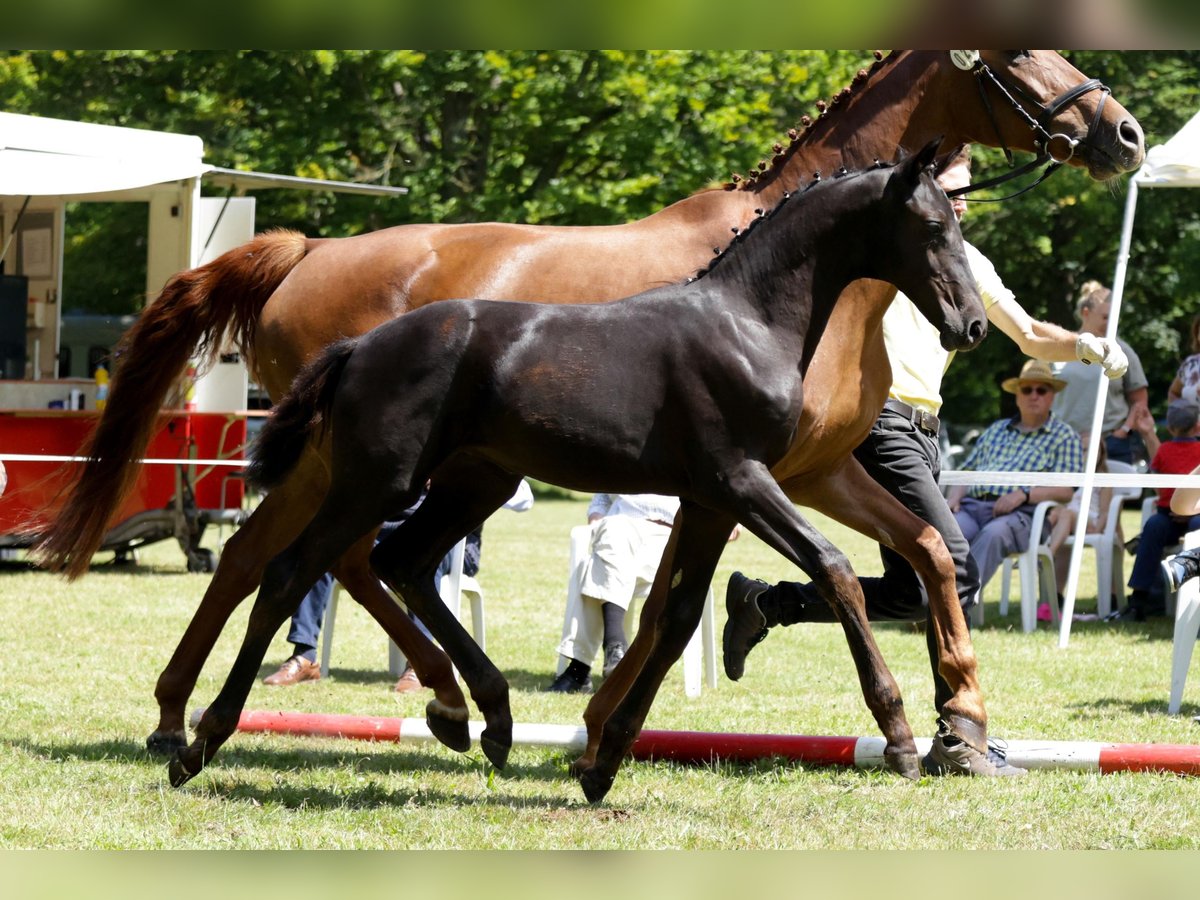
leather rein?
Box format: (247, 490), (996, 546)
(944, 50), (1111, 202)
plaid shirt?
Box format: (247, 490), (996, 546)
(960, 413), (1082, 500)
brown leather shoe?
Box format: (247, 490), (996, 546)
(393, 665), (424, 694)
(262, 655), (321, 686)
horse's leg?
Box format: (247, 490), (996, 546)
(719, 463), (919, 778)
(578, 502), (735, 802)
(795, 459), (987, 752)
(368, 458), (522, 769)
(168, 491), (405, 786)
(571, 518), (685, 775)
(146, 463), (324, 755)
(329, 536), (470, 752)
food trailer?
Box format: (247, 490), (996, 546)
(0, 111), (406, 569)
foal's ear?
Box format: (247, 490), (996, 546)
(893, 136), (943, 192)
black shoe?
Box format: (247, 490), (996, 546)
(723, 571), (770, 681)
(601, 641), (626, 679)
(1163, 551), (1200, 594)
(546, 669), (592, 694)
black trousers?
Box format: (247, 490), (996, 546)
(764, 407), (980, 716)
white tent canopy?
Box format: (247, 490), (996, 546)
(0, 111), (407, 198)
(1059, 106), (1200, 646)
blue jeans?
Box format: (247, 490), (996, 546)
(1129, 509), (1200, 597)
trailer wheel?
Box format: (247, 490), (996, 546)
(187, 548), (217, 573)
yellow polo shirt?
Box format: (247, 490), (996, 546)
(882, 242), (1009, 416)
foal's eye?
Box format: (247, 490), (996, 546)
(926, 219), (944, 237)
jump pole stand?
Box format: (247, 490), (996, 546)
(193, 708), (1200, 776)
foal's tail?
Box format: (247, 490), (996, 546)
(34, 230), (310, 579)
(245, 337), (359, 492)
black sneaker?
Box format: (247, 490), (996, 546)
(601, 641), (626, 679)
(1163, 551), (1200, 594)
(921, 719), (1027, 777)
(723, 571), (770, 681)
(546, 669), (592, 694)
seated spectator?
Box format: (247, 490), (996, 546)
(947, 359), (1080, 597)
(1044, 433), (1113, 621)
(1121, 401), (1200, 620)
(1052, 280), (1150, 465)
(1164, 459), (1200, 592)
(1168, 313), (1200, 405)
(263, 479), (533, 691)
(548, 493), (680, 694)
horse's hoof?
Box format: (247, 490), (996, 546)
(578, 766), (614, 804)
(884, 748), (922, 781)
(426, 711), (471, 754)
(145, 729), (187, 758)
(480, 731), (511, 770)
(167, 752), (199, 788)
(568, 753), (595, 778)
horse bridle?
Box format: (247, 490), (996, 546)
(944, 50), (1112, 201)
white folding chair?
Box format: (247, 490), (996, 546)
(1168, 529), (1200, 715)
(319, 537), (484, 679)
(555, 524), (717, 697)
(991, 500), (1060, 633)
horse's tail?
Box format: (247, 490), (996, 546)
(245, 337), (359, 492)
(34, 229), (310, 579)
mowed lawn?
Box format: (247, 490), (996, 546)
(2, 490), (1199, 849)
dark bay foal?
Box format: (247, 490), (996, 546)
(172, 141), (987, 800)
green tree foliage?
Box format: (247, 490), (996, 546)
(2, 51), (1198, 422)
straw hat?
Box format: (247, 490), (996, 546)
(1000, 359), (1068, 394)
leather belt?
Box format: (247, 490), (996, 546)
(883, 398), (940, 437)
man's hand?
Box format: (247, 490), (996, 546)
(992, 490), (1027, 516)
(1076, 333), (1129, 379)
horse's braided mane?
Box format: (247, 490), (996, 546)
(720, 50), (893, 193)
(690, 159), (890, 282)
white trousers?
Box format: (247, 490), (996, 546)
(556, 515), (672, 666)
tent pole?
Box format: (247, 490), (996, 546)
(1059, 178), (1141, 647)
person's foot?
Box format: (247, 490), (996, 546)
(1163, 552), (1200, 594)
(723, 571), (769, 681)
(601, 641), (626, 679)
(393, 664), (424, 694)
(262, 655), (321, 686)
(546, 669), (592, 694)
(1036, 601), (1052, 623)
(921, 719), (1027, 777)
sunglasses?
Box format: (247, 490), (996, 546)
(1020, 385), (1052, 396)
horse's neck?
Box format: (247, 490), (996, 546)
(644, 52), (945, 243)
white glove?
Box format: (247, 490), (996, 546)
(1075, 333), (1129, 379)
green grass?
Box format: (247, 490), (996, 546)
(2, 493), (1200, 849)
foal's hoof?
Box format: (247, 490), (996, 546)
(145, 729), (188, 758)
(480, 730), (511, 770)
(167, 752), (200, 788)
(426, 710), (471, 754)
(578, 766), (615, 804)
(884, 747), (922, 781)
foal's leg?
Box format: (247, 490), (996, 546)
(146, 462), (323, 756)
(794, 459), (987, 752)
(168, 495), (400, 786)
(578, 502), (735, 803)
(329, 536), (470, 752)
(572, 518), (684, 775)
(369, 458), (523, 769)
(726, 463), (919, 778)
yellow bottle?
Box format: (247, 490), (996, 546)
(94, 365), (109, 412)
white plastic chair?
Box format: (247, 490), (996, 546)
(319, 537), (484, 679)
(555, 524), (717, 697)
(1168, 529), (1200, 715)
(992, 500), (1060, 633)
(1058, 459), (1142, 619)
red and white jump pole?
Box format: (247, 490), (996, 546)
(195, 708), (1200, 776)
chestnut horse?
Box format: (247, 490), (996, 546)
(38, 51), (1143, 765)
(168, 148), (986, 797)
